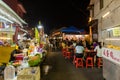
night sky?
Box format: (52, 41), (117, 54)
(19, 0), (90, 34)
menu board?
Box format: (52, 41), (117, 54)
(113, 27), (120, 36)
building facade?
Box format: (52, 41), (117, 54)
(0, 0), (27, 44)
(91, 0), (120, 46)
(3, 0), (26, 18)
(90, 0), (120, 80)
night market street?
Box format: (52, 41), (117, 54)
(41, 50), (104, 80)
(1, 0), (120, 80)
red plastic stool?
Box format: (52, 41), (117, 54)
(62, 48), (67, 57)
(75, 58), (84, 68)
(97, 58), (103, 68)
(66, 52), (71, 59)
(63, 51), (67, 57)
(86, 57), (94, 68)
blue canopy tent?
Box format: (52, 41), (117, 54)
(79, 29), (86, 34)
(61, 26), (85, 34)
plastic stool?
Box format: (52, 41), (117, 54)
(62, 48), (67, 57)
(97, 58), (102, 68)
(66, 52), (71, 59)
(63, 51), (67, 57)
(86, 57), (94, 68)
(75, 58), (84, 68)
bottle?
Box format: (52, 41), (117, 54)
(21, 56), (29, 68)
(4, 63), (15, 80)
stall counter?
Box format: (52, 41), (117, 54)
(102, 47), (120, 80)
(14, 66), (40, 80)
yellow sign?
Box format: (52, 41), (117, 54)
(35, 27), (40, 43)
(113, 27), (120, 36)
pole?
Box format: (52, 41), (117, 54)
(89, 26), (92, 45)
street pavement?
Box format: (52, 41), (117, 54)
(40, 51), (104, 80)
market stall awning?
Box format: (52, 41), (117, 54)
(0, 1), (27, 27)
(61, 26), (85, 34)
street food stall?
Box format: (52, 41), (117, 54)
(61, 26), (89, 41)
(62, 34), (89, 41)
(102, 26), (120, 80)
(2, 40), (46, 80)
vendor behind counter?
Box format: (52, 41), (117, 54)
(9, 46), (23, 62)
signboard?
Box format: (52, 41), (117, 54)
(113, 27), (120, 36)
(102, 47), (120, 65)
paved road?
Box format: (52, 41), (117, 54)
(41, 51), (104, 80)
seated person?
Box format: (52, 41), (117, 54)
(74, 42), (84, 58)
(9, 46), (23, 62)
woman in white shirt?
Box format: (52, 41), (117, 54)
(94, 42), (102, 65)
(94, 42), (102, 58)
(74, 42), (84, 58)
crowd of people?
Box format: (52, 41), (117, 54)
(48, 38), (103, 66)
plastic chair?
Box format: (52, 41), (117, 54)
(75, 58), (84, 68)
(97, 57), (103, 68)
(86, 57), (94, 68)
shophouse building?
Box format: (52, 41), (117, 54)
(90, 0), (120, 45)
(0, 0), (27, 43)
(89, 0), (120, 80)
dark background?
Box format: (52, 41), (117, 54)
(19, 0), (90, 34)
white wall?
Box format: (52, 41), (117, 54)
(93, 0), (120, 46)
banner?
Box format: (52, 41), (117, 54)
(102, 47), (120, 65)
(113, 27), (120, 36)
(35, 27), (40, 43)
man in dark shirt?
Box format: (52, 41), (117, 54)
(9, 47), (23, 62)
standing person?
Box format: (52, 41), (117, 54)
(72, 40), (77, 48)
(74, 42), (84, 58)
(94, 42), (102, 65)
(53, 39), (56, 51)
(61, 40), (66, 49)
(82, 39), (86, 48)
(93, 41), (98, 49)
(49, 39), (53, 51)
